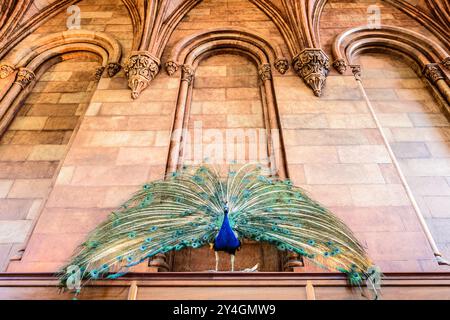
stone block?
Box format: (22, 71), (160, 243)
(8, 179), (52, 198)
(391, 142), (431, 159)
(65, 147), (118, 166)
(0, 199), (34, 220)
(304, 164), (385, 184)
(337, 145), (391, 163)
(424, 197), (450, 218)
(116, 147), (168, 166)
(28, 145), (66, 161)
(286, 146), (338, 164)
(9, 117), (48, 131)
(0, 220), (32, 244)
(0, 145), (33, 161)
(70, 165), (151, 186)
(0, 180), (13, 198)
(350, 184), (410, 206)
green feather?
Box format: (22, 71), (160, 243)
(59, 164), (377, 292)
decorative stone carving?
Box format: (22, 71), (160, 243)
(181, 64), (195, 84)
(165, 60), (179, 76)
(293, 48), (329, 97)
(124, 51), (160, 99)
(149, 253), (169, 272)
(443, 57), (450, 69)
(423, 63), (445, 84)
(14, 68), (35, 88)
(274, 58), (289, 74)
(0, 64), (15, 79)
(333, 59), (347, 74)
(350, 65), (362, 81)
(258, 63), (272, 81)
(283, 251), (303, 271)
(107, 62), (121, 77)
(95, 66), (105, 80)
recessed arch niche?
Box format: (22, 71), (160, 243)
(162, 27), (295, 272)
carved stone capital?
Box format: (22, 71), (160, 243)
(0, 64), (15, 79)
(274, 58), (289, 74)
(333, 59), (347, 74)
(95, 66), (105, 80)
(124, 51), (160, 99)
(149, 253), (169, 272)
(293, 48), (329, 97)
(258, 63), (272, 82)
(107, 62), (121, 77)
(350, 65), (362, 81)
(14, 68), (35, 88)
(424, 63), (444, 84)
(283, 251), (303, 271)
(165, 60), (179, 76)
(181, 64), (195, 84)
(442, 57), (450, 69)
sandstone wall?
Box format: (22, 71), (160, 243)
(0, 0), (448, 274)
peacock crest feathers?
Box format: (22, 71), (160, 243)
(59, 164), (377, 292)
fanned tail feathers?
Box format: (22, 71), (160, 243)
(59, 164), (378, 294)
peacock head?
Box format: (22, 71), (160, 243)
(223, 202), (229, 215)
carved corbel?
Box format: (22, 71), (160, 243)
(95, 66), (105, 80)
(423, 63), (445, 84)
(350, 65), (362, 81)
(149, 253), (170, 272)
(441, 57), (450, 70)
(283, 251), (303, 271)
(165, 60), (179, 76)
(14, 68), (35, 88)
(258, 63), (272, 82)
(293, 48), (329, 97)
(181, 64), (195, 85)
(274, 58), (289, 75)
(124, 51), (160, 99)
(0, 64), (15, 79)
(333, 59), (347, 74)
(107, 62), (122, 77)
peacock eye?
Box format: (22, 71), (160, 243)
(90, 270), (99, 278)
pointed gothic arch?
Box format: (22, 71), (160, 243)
(164, 27), (289, 180)
(0, 29), (122, 136)
(332, 25), (450, 107)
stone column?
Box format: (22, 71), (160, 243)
(0, 67), (35, 121)
(165, 64), (195, 174)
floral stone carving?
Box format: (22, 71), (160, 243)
(293, 48), (329, 97)
(124, 51), (160, 99)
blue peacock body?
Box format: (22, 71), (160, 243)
(214, 204), (241, 255)
(60, 164), (379, 293)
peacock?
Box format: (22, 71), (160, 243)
(60, 164), (381, 297)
